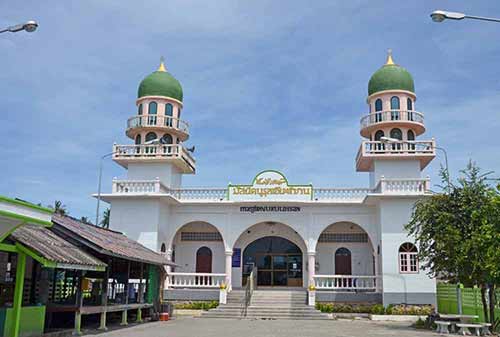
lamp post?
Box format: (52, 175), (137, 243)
(380, 137), (451, 189)
(0, 20), (38, 34)
(95, 139), (161, 226)
(430, 10), (500, 23)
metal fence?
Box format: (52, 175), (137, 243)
(437, 283), (500, 323)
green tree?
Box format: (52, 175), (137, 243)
(49, 200), (68, 215)
(100, 208), (110, 228)
(80, 216), (93, 225)
(406, 162), (500, 325)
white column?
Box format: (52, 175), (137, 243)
(225, 250), (233, 291)
(307, 251), (316, 287)
(164, 249), (173, 289)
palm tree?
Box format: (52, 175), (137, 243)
(49, 200), (67, 215)
(80, 216), (93, 225)
(101, 208), (110, 228)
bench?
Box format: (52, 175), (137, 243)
(456, 323), (483, 336)
(481, 323), (492, 336)
(435, 320), (451, 334)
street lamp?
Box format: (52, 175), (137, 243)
(430, 10), (500, 23)
(0, 20), (38, 34)
(94, 139), (161, 226)
(380, 137), (451, 189)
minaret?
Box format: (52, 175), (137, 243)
(356, 50), (435, 187)
(113, 58), (195, 189)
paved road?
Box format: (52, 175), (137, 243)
(86, 317), (436, 337)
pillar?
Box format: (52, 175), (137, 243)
(12, 252), (26, 337)
(225, 250), (232, 290)
(99, 258), (110, 330)
(307, 251), (316, 288)
(164, 249), (172, 289)
(121, 261), (130, 326)
(137, 263), (144, 323)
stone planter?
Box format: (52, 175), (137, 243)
(369, 314), (426, 322)
(219, 288), (227, 304)
(308, 290), (316, 306)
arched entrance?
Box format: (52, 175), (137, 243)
(334, 247), (352, 275)
(196, 246), (213, 273)
(243, 236), (303, 287)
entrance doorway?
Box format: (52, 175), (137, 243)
(242, 236), (303, 287)
(196, 246), (212, 273)
(334, 247), (352, 275)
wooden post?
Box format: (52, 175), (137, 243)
(137, 262), (144, 323)
(12, 252), (26, 337)
(99, 258), (111, 330)
(121, 261), (130, 326)
(74, 270), (84, 336)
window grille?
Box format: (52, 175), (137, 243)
(181, 232), (222, 242)
(318, 233), (368, 243)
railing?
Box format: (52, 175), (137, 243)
(112, 178), (169, 194)
(357, 140), (435, 161)
(127, 115), (189, 134)
(166, 272), (226, 288)
(171, 188), (227, 201)
(242, 266), (257, 317)
(313, 275), (379, 291)
(113, 144), (196, 170)
(313, 188), (371, 202)
(375, 177), (430, 195)
(360, 110), (424, 129)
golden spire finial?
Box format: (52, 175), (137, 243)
(157, 56), (167, 72)
(385, 49), (395, 65)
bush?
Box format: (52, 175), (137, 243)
(370, 304), (385, 315)
(315, 303), (433, 316)
(316, 303), (380, 314)
(174, 301), (219, 310)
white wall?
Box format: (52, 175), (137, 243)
(378, 198), (436, 301)
(371, 160), (422, 188)
(127, 162), (183, 188)
(109, 198), (160, 251)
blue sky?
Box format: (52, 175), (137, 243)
(1, 1), (500, 220)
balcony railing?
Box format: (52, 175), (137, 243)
(112, 179), (169, 194)
(166, 272), (227, 289)
(127, 115), (189, 134)
(313, 275), (380, 291)
(360, 110), (424, 129)
(357, 140), (435, 161)
(375, 177), (430, 195)
(313, 188), (372, 202)
(113, 144), (195, 171)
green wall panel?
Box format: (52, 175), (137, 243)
(3, 306), (45, 337)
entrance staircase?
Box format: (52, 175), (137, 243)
(200, 289), (330, 320)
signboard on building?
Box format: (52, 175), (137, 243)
(228, 170), (313, 202)
(232, 248), (241, 267)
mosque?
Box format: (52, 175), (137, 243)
(99, 51), (437, 306)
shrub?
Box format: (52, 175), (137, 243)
(370, 304), (385, 315)
(174, 301), (219, 310)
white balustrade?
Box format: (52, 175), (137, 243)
(166, 272), (227, 288)
(174, 188), (228, 201)
(313, 275), (379, 291)
(127, 115), (189, 134)
(376, 177), (430, 195)
(360, 110), (424, 129)
(313, 188), (371, 202)
(113, 144), (196, 169)
(112, 179), (168, 194)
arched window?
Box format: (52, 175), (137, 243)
(407, 98), (414, 121)
(138, 103), (143, 115)
(407, 130), (415, 151)
(374, 99), (383, 122)
(165, 103), (173, 127)
(374, 130), (384, 141)
(178, 107), (182, 119)
(161, 134), (173, 144)
(148, 101), (157, 114)
(374, 130), (385, 151)
(160, 243), (166, 253)
(145, 132), (157, 142)
(399, 243), (418, 273)
(407, 130), (415, 141)
(407, 98), (413, 111)
(390, 96), (400, 120)
(390, 128), (403, 140)
(135, 134), (141, 145)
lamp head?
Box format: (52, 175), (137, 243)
(430, 10), (466, 22)
(23, 20), (38, 32)
(380, 136), (400, 143)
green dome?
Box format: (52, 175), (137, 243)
(138, 62), (183, 101)
(368, 54), (415, 96)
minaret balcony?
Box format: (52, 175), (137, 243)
(356, 139), (435, 172)
(359, 110), (425, 137)
(126, 115), (190, 141)
(112, 143), (195, 174)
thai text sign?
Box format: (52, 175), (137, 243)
(228, 170), (312, 201)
